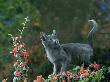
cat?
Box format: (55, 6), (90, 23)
(40, 19), (97, 74)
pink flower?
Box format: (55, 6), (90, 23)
(66, 71), (71, 76)
(66, 71), (71, 82)
(25, 59), (31, 63)
(53, 74), (57, 80)
(15, 70), (21, 77)
(22, 50), (28, 57)
(12, 47), (18, 56)
(89, 63), (100, 70)
(73, 73), (79, 81)
(80, 67), (89, 77)
(22, 50), (29, 57)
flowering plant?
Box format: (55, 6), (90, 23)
(89, 63), (100, 70)
(9, 16), (31, 82)
(42, 63), (107, 82)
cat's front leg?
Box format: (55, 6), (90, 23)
(60, 61), (68, 73)
(53, 63), (57, 75)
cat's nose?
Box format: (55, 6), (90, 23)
(54, 40), (59, 45)
(56, 40), (59, 44)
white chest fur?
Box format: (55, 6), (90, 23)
(45, 48), (55, 63)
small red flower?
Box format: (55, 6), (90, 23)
(22, 50), (29, 61)
(66, 71), (71, 76)
(25, 59), (31, 63)
(73, 73), (79, 81)
(89, 63), (100, 70)
(53, 74), (57, 80)
(66, 71), (71, 82)
(80, 67), (89, 77)
(22, 50), (29, 57)
(12, 47), (18, 56)
(62, 80), (66, 82)
(15, 70), (21, 77)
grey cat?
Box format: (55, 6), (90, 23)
(40, 19), (97, 74)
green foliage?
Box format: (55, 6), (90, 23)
(89, 70), (104, 82)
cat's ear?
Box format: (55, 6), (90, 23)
(40, 32), (46, 36)
(52, 29), (57, 36)
(40, 32), (46, 40)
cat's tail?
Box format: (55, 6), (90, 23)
(88, 19), (97, 47)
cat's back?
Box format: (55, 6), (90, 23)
(61, 43), (92, 53)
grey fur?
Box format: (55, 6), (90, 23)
(40, 20), (97, 74)
(88, 20), (97, 47)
